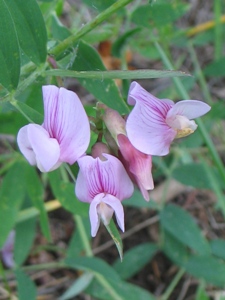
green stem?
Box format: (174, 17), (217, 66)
(10, 98), (34, 123)
(161, 268), (185, 300)
(15, 63), (47, 99)
(154, 41), (225, 184)
(21, 261), (65, 272)
(49, 0), (134, 57)
(64, 163), (76, 182)
(188, 42), (213, 105)
(75, 215), (93, 257)
(214, 0), (223, 60)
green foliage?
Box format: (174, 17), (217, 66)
(15, 270), (37, 300)
(48, 169), (89, 216)
(160, 204), (210, 255)
(60, 272), (94, 300)
(204, 56), (225, 77)
(0, 162), (26, 248)
(3, 0), (47, 65)
(0, 0), (20, 90)
(131, 2), (188, 28)
(68, 40), (129, 113)
(105, 219), (123, 260)
(1, 0), (225, 298)
(0, 0), (47, 91)
(83, 0), (116, 12)
(25, 165), (51, 240)
(113, 243), (158, 280)
(14, 218), (36, 266)
(172, 162), (225, 190)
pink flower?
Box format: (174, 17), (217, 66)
(103, 107), (154, 201)
(126, 81), (211, 156)
(117, 134), (154, 201)
(75, 154), (134, 237)
(17, 86), (90, 172)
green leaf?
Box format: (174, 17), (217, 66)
(0, 0), (20, 90)
(10, 100), (43, 124)
(48, 169), (89, 216)
(51, 13), (71, 41)
(162, 231), (190, 265)
(25, 166), (51, 241)
(105, 219), (123, 261)
(45, 69), (190, 80)
(65, 257), (120, 281)
(60, 272), (93, 300)
(14, 217), (36, 266)
(82, 0), (116, 12)
(0, 111), (27, 135)
(0, 162), (26, 248)
(66, 217), (91, 259)
(196, 285), (210, 300)
(172, 163), (225, 190)
(68, 41), (129, 114)
(204, 57), (225, 77)
(5, 0), (47, 64)
(210, 239), (225, 261)
(113, 243), (158, 280)
(131, 3), (188, 28)
(112, 28), (141, 57)
(123, 188), (160, 209)
(15, 270), (37, 300)
(160, 204), (210, 255)
(86, 278), (156, 300)
(185, 255), (225, 287)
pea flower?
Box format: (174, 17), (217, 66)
(17, 86), (90, 172)
(126, 81), (211, 156)
(1, 231), (15, 268)
(75, 153), (134, 237)
(103, 106), (154, 201)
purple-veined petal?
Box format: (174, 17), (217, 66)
(27, 124), (60, 172)
(17, 125), (37, 166)
(102, 194), (125, 232)
(76, 154), (134, 203)
(126, 82), (176, 156)
(128, 81), (173, 116)
(89, 194), (104, 237)
(76, 156), (104, 203)
(42, 86), (90, 164)
(100, 154), (134, 200)
(167, 100), (211, 120)
(126, 99), (176, 156)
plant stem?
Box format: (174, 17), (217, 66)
(49, 0), (134, 57)
(161, 268), (185, 300)
(10, 98), (34, 123)
(188, 42), (213, 105)
(154, 41), (225, 184)
(64, 163), (76, 182)
(74, 215), (93, 257)
(16, 200), (61, 223)
(186, 14), (225, 37)
(21, 261), (65, 272)
(214, 0), (223, 60)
